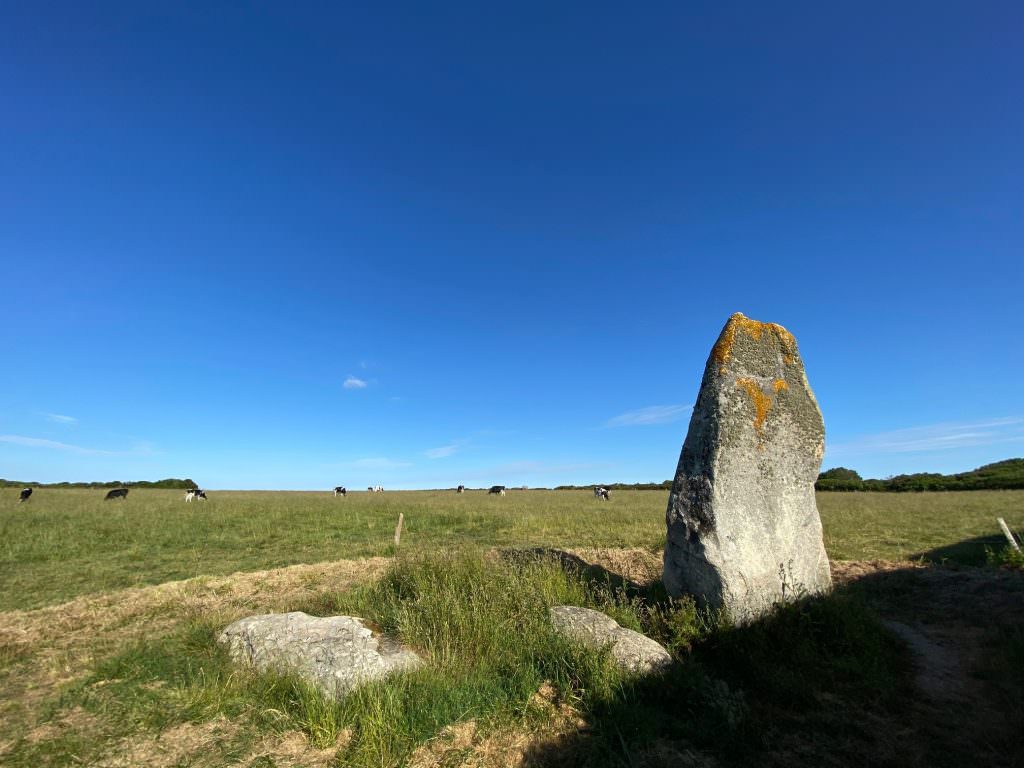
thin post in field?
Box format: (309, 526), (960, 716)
(997, 517), (1021, 551)
(394, 513), (404, 547)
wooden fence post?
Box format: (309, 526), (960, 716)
(997, 518), (1021, 552)
(394, 513), (404, 547)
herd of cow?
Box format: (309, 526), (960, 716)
(329, 484), (612, 498)
(16, 487), (208, 502)
(16, 484), (612, 502)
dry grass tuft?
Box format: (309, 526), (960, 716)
(95, 716), (240, 768)
(406, 681), (587, 768)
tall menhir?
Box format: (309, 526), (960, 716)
(663, 313), (831, 622)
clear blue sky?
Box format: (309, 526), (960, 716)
(2, 2), (1021, 489)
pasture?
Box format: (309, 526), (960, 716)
(1, 488), (1022, 612)
(1, 489), (1023, 767)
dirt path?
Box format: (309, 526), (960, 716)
(832, 560), (1024, 767)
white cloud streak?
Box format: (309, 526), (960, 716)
(343, 376), (368, 389)
(605, 404), (692, 428)
(347, 457), (413, 470)
(828, 417), (1024, 457)
(425, 444), (460, 459)
(0, 434), (115, 455)
(45, 413), (78, 424)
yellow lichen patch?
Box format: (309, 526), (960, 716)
(736, 378), (772, 440)
(711, 313), (798, 373)
(773, 379), (789, 393)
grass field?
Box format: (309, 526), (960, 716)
(2, 488), (1023, 611)
(2, 488), (1023, 767)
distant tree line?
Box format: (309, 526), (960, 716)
(816, 459), (1024, 492)
(0, 478), (196, 489)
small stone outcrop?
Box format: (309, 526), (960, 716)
(664, 312), (831, 623)
(218, 612), (422, 699)
(549, 606), (671, 675)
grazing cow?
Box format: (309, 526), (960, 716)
(185, 489), (208, 502)
(375, 485), (384, 493)
(333, 486), (347, 497)
(593, 486), (610, 500)
(488, 485), (506, 497)
(368, 486), (374, 492)
(105, 488), (129, 500)
(19, 487), (32, 503)
(456, 485), (465, 494)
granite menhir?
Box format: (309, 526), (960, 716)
(663, 313), (831, 622)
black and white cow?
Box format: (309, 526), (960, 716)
(105, 488), (129, 500)
(488, 485), (506, 496)
(185, 488), (207, 502)
(333, 486), (347, 497)
(456, 485), (465, 494)
(19, 487), (32, 503)
(593, 486), (610, 500)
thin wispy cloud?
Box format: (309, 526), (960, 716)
(425, 443), (460, 459)
(45, 413), (78, 424)
(605, 404), (692, 428)
(419, 442), (468, 460)
(348, 457), (413, 470)
(0, 434), (114, 456)
(343, 376), (368, 390)
(828, 417), (1024, 457)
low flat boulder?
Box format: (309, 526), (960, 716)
(218, 611), (422, 699)
(550, 606), (671, 675)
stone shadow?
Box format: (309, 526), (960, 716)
(911, 532), (1008, 566)
(516, 549), (1024, 768)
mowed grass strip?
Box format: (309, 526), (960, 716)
(2, 488), (1023, 611)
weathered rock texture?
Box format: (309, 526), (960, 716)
(549, 605), (672, 675)
(663, 312), (831, 622)
(218, 612), (421, 699)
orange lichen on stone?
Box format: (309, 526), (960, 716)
(711, 313), (798, 374)
(772, 379), (789, 393)
(736, 378), (772, 439)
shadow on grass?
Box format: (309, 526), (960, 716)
(520, 548), (1024, 768)
(911, 533), (1008, 566)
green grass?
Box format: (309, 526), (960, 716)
(5, 552), (911, 768)
(2, 488), (1023, 611)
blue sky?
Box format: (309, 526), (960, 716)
(1, 2), (1021, 489)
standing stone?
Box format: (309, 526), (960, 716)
(663, 312), (831, 622)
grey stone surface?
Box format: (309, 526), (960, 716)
(550, 605), (671, 675)
(218, 612), (422, 699)
(663, 312), (831, 622)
